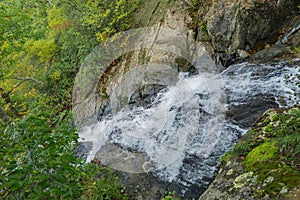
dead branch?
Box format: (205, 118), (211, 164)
(14, 76), (43, 84)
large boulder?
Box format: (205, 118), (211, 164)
(204, 0), (297, 64)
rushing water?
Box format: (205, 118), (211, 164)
(78, 61), (299, 198)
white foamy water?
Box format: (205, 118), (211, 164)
(78, 62), (299, 189)
(80, 71), (226, 180)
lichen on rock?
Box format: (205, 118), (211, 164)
(233, 172), (255, 189)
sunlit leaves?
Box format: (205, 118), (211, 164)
(24, 38), (57, 63)
(47, 5), (69, 36)
(79, 0), (133, 42)
(0, 0), (140, 197)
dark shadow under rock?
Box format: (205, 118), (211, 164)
(129, 84), (166, 108)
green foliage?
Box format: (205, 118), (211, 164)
(161, 191), (180, 200)
(79, 0), (141, 42)
(0, 110), (127, 199)
(199, 20), (208, 33)
(0, 0), (141, 199)
(185, 0), (210, 34)
(0, 0), (141, 115)
(220, 151), (231, 164)
(231, 131), (259, 156)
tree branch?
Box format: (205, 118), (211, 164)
(0, 87), (21, 118)
(14, 76), (43, 84)
(47, 0), (54, 6)
(0, 107), (10, 123)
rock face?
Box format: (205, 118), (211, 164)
(73, 1), (220, 199)
(96, 2), (220, 119)
(73, 0), (219, 127)
(226, 93), (278, 128)
(73, 0), (299, 127)
(250, 15), (300, 64)
(204, 0), (297, 65)
(199, 157), (257, 200)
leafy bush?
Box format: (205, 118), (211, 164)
(0, 0), (142, 115)
(0, 0), (142, 198)
(0, 110), (127, 199)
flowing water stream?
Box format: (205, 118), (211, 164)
(78, 61), (299, 198)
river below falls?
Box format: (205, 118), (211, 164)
(77, 61), (300, 199)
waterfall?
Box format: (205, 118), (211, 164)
(78, 61), (299, 197)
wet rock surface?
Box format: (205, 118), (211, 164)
(226, 94), (278, 128)
(128, 84), (166, 108)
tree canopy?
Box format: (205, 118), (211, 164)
(0, 0), (140, 199)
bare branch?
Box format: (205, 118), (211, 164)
(47, 0), (54, 6)
(0, 87), (21, 118)
(14, 76), (43, 84)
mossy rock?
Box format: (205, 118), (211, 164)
(229, 106), (300, 198)
(244, 141), (278, 172)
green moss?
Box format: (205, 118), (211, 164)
(244, 141), (278, 172)
(220, 151), (231, 164)
(293, 47), (300, 55)
(268, 166), (300, 193)
(161, 191), (180, 200)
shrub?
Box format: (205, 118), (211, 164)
(0, 111), (127, 199)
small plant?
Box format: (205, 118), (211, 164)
(220, 151), (231, 163)
(162, 191), (180, 200)
(199, 20), (208, 33)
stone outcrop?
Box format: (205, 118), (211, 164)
(250, 15), (300, 64)
(199, 157), (257, 200)
(73, 0), (299, 126)
(73, 1), (219, 199)
(226, 93), (278, 128)
(204, 0), (297, 65)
